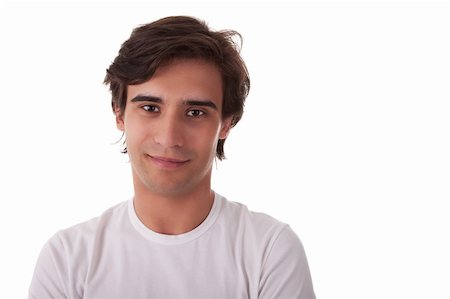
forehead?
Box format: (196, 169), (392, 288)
(127, 59), (223, 107)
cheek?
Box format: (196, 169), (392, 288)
(185, 121), (220, 143)
(198, 127), (221, 152)
(124, 118), (149, 147)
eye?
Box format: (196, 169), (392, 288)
(142, 105), (160, 113)
(186, 109), (205, 117)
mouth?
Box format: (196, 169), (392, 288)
(147, 155), (190, 169)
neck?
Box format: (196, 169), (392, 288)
(132, 176), (215, 235)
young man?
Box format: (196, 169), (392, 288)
(29, 16), (315, 298)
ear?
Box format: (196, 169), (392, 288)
(115, 108), (125, 131)
(219, 116), (233, 139)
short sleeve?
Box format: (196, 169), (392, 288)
(258, 225), (316, 299)
(29, 234), (69, 299)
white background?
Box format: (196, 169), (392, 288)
(1, 1), (448, 298)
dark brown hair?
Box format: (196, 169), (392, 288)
(104, 16), (250, 160)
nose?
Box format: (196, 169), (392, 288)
(153, 113), (184, 148)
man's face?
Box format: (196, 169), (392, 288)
(116, 59), (231, 197)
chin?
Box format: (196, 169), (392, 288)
(143, 179), (197, 197)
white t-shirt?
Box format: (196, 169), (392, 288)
(29, 192), (315, 299)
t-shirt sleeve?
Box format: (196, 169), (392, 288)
(258, 225), (316, 299)
(29, 234), (69, 299)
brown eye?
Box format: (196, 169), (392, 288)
(142, 105), (159, 113)
(187, 110), (205, 117)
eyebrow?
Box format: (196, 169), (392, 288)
(130, 95), (218, 110)
(130, 95), (162, 103)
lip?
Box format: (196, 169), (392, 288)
(148, 155), (189, 169)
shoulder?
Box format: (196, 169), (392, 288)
(220, 195), (286, 231)
(29, 200), (129, 298)
(216, 194), (315, 297)
(258, 224), (316, 298)
(217, 194), (293, 250)
(48, 200), (129, 254)
(220, 197), (316, 298)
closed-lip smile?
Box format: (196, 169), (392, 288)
(148, 155), (189, 169)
